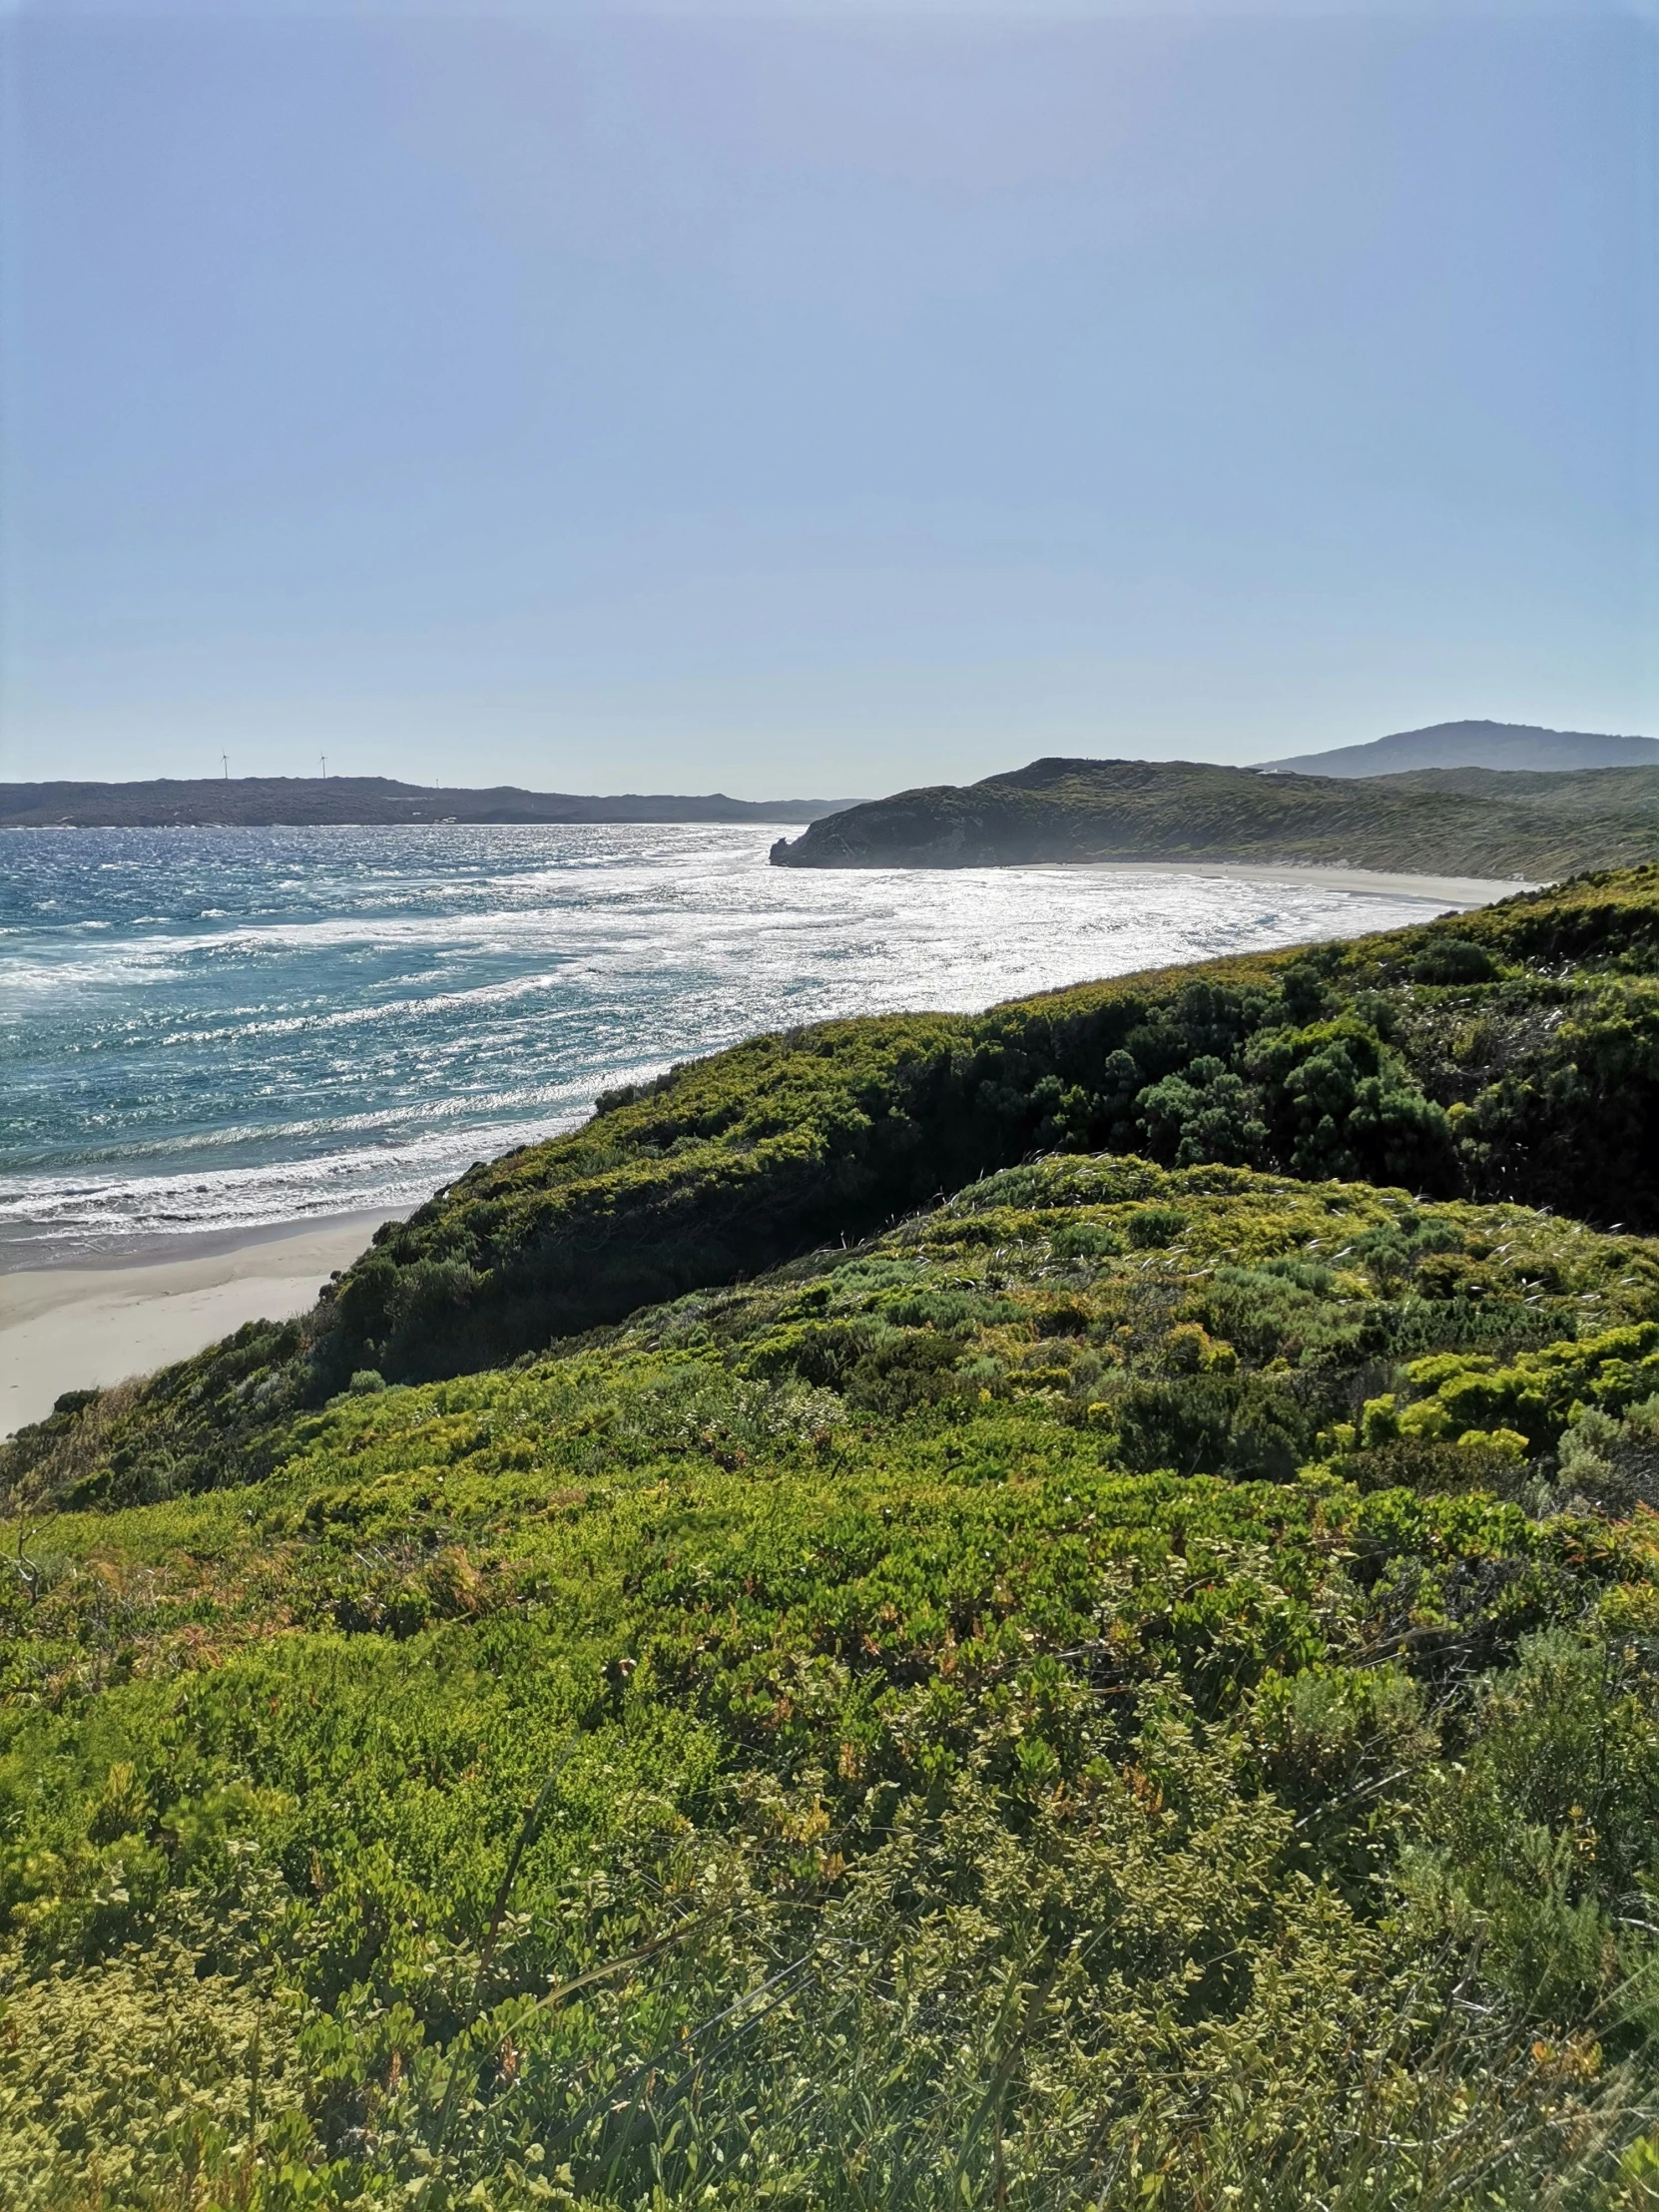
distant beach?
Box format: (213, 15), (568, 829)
(1046, 859), (1531, 904)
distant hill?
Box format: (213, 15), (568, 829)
(0, 777), (850, 830)
(770, 755), (1659, 877)
(1255, 719), (1659, 778)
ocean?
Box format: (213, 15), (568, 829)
(1, 824), (1463, 1257)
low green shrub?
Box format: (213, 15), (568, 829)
(1, 1161), (1658, 2198)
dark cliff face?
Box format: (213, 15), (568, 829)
(770, 776), (1059, 867)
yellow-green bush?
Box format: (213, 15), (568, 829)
(1398, 1324), (1659, 1448)
(0, 1159), (1657, 2201)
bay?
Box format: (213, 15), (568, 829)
(1, 823), (1463, 1255)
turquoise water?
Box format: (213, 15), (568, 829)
(1, 824), (1457, 1254)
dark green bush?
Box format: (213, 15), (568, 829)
(1413, 935), (1500, 984)
(1136, 1054), (1267, 1167)
(1126, 1203), (1189, 1249)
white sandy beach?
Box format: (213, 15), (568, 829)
(0, 1212), (400, 1437)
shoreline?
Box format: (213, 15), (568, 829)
(1037, 859), (1536, 905)
(0, 1210), (401, 1438)
(0, 1205), (403, 1280)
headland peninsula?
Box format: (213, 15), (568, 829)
(771, 753), (1659, 876)
(0, 777), (850, 830)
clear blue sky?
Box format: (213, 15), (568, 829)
(2, 1), (1655, 797)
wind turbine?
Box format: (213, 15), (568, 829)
(222, 753), (229, 781)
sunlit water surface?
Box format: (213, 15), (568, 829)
(1, 825), (1461, 1256)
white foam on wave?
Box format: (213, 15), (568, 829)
(0, 1102), (624, 1248)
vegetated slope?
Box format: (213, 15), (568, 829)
(5, 1159), (1659, 2202)
(1257, 718), (1659, 778)
(1385, 765), (1659, 816)
(9, 864), (1657, 1511)
(767, 756), (1659, 873)
(0, 778), (846, 830)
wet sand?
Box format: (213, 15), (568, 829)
(0, 1211), (400, 1437)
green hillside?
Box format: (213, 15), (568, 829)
(768, 756), (1659, 875)
(1387, 764), (1659, 817)
(5, 870), (1659, 2204)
